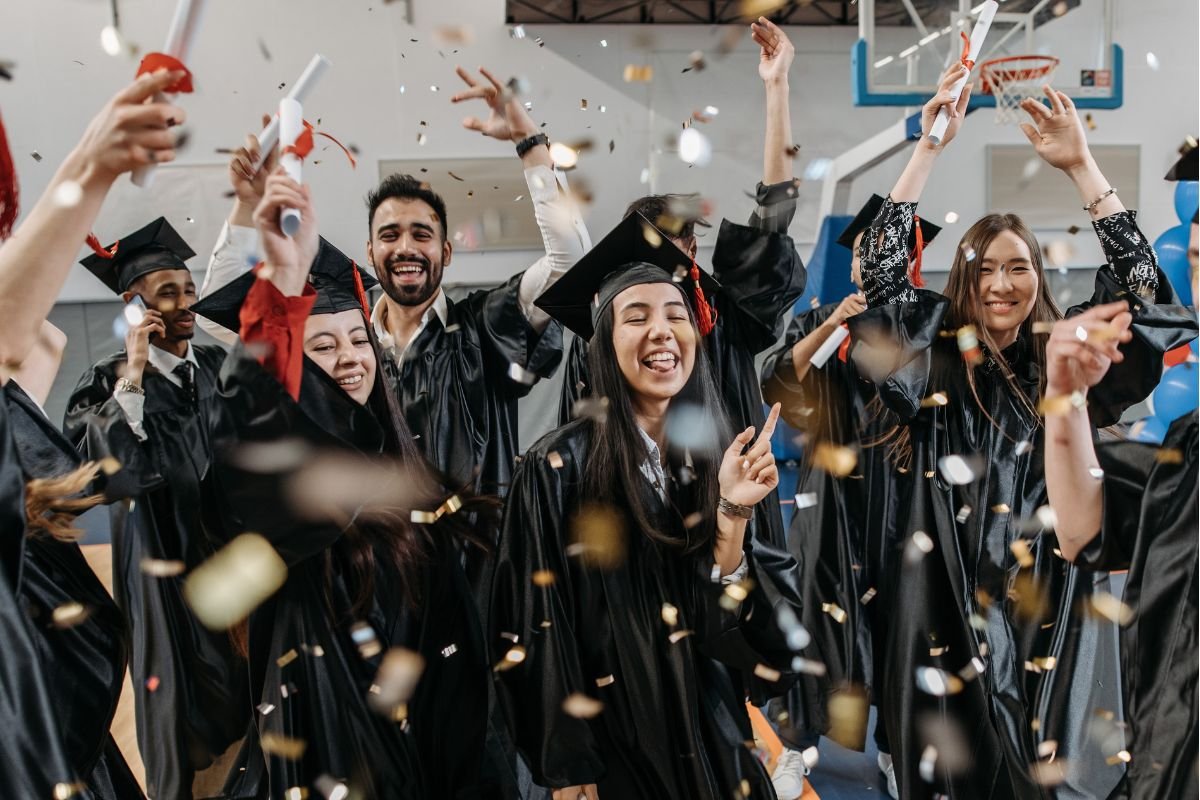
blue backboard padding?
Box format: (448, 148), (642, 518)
(853, 39), (1125, 110)
(794, 214), (857, 315)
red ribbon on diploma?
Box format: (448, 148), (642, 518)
(282, 121), (357, 169)
(135, 53), (194, 93)
(910, 214), (926, 288)
(837, 322), (852, 363)
(958, 31), (975, 71)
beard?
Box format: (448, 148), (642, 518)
(377, 254), (444, 307)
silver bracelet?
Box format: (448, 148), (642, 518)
(1083, 187), (1116, 212)
(717, 497), (753, 520)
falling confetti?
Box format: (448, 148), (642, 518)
(52, 602), (90, 629)
(668, 629), (694, 644)
(915, 666), (965, 696)
(811, 443), (857, 477)
(183, 534), (286, 630)
(99, 25), (122, 56)
(315, 775), (350, 800)
(791, 656), (828, 676)
(532, 569), (556, 587)
(571, 505), (626, 569)
(351, 621), (382, 658)
(563, 692), (604, 718)
(905, 530), (935, 564)
(960, 243), (977, 262)
(623, 64), (653, 82)
(795, 492), (818, 509)
(661, 602), (679, 626)
(1146, 52), (1160, 70)
(944, 211), (959, 224)
(508, 362), (540, 385)
(802, 158), (833, 181)
(955, 505), (972, 523)
(678, 128), (712, 166)
(510, 25), (526, 39)
(571, 397), (610, 423)
(53, 180), (83, 208)
(31, 151), (42, 162)
(938, 454), (981, 485)
(369, 648), (425, 716)
(548, 142), (579, 169)
(775, 603), (811, 650)
(956, 325), (982, 365)
(754, 663), (782, 682)
(920, 392), (949, 408)
(261, 733), (307, 760)
(860, 587), (877, 605)
(826, 685), (869, 750)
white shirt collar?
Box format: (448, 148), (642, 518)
(371, 290), (449, 363)
(148, 341), (198, 388)
(637, 426), (667, 499)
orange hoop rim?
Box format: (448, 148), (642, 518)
(980, 55), (1060, 94)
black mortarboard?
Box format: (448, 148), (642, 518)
(534, 211), (721, 340)
(1164, 142), (1198, 182)
(80, 217), (196, 294)
(835, 194), (942, 252)
(191, 238), (377, 334)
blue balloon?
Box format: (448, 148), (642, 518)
(1176, 180), (1199, 225)
(1192, 338), (1199, 356)
(1151, 362), (1199, 423)
(1129, 415), (1168, 444)
(1154, 225), (1194, 307)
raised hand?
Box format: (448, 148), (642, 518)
(123, 308), (166, 383)
(831, 292), (867, 325)
(450, 66), (538, 142)
(74, 69), (188, 184)
(229, 114), (278, 206)
(1044, 301), (1134, 397)
(1019, 85), (1092, 173)
(252, 170), (319, 294)
(751, 17), (794, 85)
(920, 63), (973, 148)
(719, 403), (781, 508)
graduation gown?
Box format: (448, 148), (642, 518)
(557, 212), (807, 552)
(5, 382), (144, 800)
(63, 345), (250, 799)
(1075, 410), (1199, 799)
(848, 201), (1199, 799)
(213, 345), (492, 799)
(490, 420), (806, 798)
(0, 389), (86, 797)
(761, 304), (904, 744)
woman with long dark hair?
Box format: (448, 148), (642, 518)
(846, 65), (1197, 799)
(192, 172), (496, 798)
(491, 218), (805, 800)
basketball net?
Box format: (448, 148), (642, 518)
(981, 55), (1060, 125)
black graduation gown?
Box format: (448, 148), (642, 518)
(847, 202), (1199, 800)
(557, 214), (807, 553)
(1075, 411), (1199, 799)
(5, 382), (144, 800)
(213, 348), (492, 800)
(63, 345), (250, 799)
(490, 420), (806, 798)
(761, 304), (904, 745)
(0, 388), (86, 797)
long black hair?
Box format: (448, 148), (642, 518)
(581, 290), (731, 555)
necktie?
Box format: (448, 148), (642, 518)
(173, 361), (196, 407)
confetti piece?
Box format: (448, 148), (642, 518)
(547, 142), (578, 169)
(563, 692), (604, 718)
(1156, 448), (1184, 464)
(277, 648), (299, 668)
(315, 775), (350, 800)
(31, 151), (42, 162)
(929, 645), (949, 656)
(1146, 52), (1160, 70)
(600, 39), (607, 47)
(944, 211), (959, 224)
(919, 744), (938, 782)
(530, 569), (556, 588)
(410, 510), (437, 524)
(960, 243), (977, 262)
(860, 587), (877, 605)
(1010, 539), (1035, 568)
(99, 25), (122, 56)
(959, 656), (987, 680)
(416, 132), (427, 146)
(54, 783), (88, 799)
(1085, 113), (1096, 131)
(661, 602), (679, 626)
(991, 503), (1012, 514)
(915, 666), (965, 696)
(261, 733), (307, 760)
(53, 180), (83, 208)
(795, 492), (818, 510)
(720, 580), (752, 612)
(905, 530), (935, 563)
(791, 656), (827, 676)
(802, 158), (833, 181)
(257, 702), (275, 715)
(623, 64), (653, 82)
(369, 648), (425, 715)
(938, 454), (981, 485)
(510, 25), (526, 39)
(145, 675), (160, 692)
(351, 621), (382, 658)
(921, 392), (949, 408)
(812, 443), (857, 477)
(571, 505), (626, 570)
(821, 602), (848, 624)
(51, 601), (90, 629)
(955, 505), (972, 523)
(754, 663), (782, 682)
(826, 685), (869, 750)
(678, 128), (712, 166)
(140, 558), (185, 577)
(668, 629), (694, 644)
(1090, 592), (1134, 625)
(956, 325), (983, 365)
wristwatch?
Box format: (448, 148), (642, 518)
(515, 133), (549, 158)
(115, 377), (145, 396)
(717, 497), (753, 520)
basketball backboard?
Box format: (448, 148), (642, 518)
(853, 0), (1122, 110)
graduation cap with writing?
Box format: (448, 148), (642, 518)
(836, 193), (941, 287)
(191, 238), (377, 334)
(80, 217), (195, 294)
(534, 211), (720, 340)
(1164, 142), (1197, 183)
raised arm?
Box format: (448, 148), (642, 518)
(747, 18), (798, 234)
(0, 70), (185, 376)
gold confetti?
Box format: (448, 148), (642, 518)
(562, 692), (604, 718)
(1010, 539), (1034, 568)
(369, 648), (425, 716)
(739, 0), (788, 18)
(720, 579), (753, 612)
(668, 629), (694, 644)
(1032, 321), (1055, 335)
(920, 392), (949, 408)
(682, 512), (704, 529)
(284, 788), (309, 800)
(276, 648), (298, 668)
(623, 64), (653, 82)
(812, 443), (857, 477)
(1085, 112), (1096, 131)
(594, 674), (615, 688)
(260, 733), (305, 762)
(183, 533), (286, 630)
(531, 569), (556, 587)
(992, 503), (1012, 514)
(571, 505), (626, 570)
(915, 667), (965, 696)
(754, 663), (782, 682)
(410, 510), (437, 524)
(51, 601), (91, 629)
(547, 451), (564, 469)
(1089, 592), (1134, 625)
(859, 587), (877, 605)
(959, 656), (987, 680)
(98, 456), (121, 475)
(351, 621), (382, 658)
(494, 645), (526, 672)
(956, 325), (982, 365)
(571, 396), (610, 423)
(822, 602), (848, 624)
(1156, 448), (1184, 464)
(140, 558), (186, 577)
(929, 645), (949, 656)
(53, 784), (88, 800)
(905, 530), (935, 563)
(826, 685), (869, 750)
(661, 602), (679, 626)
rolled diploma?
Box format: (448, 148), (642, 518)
(927, 0), (998, 146)
(278, 98), (303, 238)
(810, 323), (850, 369)
(132, 0), (207, 187)
(254, 54), (331, 172)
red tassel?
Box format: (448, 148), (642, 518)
(0, 109), (17, 240)
(350, 260), (370, 317)
(690, 261), (716, 336)
(837, 323), (852, 363)
(910, 215), (926, 289)
(85, 233), (119, 260)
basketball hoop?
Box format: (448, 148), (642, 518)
(980, 55), (1060, 125)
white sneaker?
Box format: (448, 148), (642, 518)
(771, 748), (809, 800)
(877, 752), (899, 799)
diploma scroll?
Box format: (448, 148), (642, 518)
(810, 324), (850, 369)
(927, 0), (997, 147)
(253, 55), (331, 173)
(278, 98), (304, 237)
(131, 0), (207, 187)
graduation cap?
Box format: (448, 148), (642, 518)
(191, 238), (377, 334)
(80, 217), (196, 294)
(1164, 141), (1197, 182)
(836, 194), (941, 288)
(535, 211), (720, 340)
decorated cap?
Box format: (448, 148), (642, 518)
(80, 217), (196, 294)
(835, 194), (942, 252)
(534, 211), (720, 340)
(191, 238), (377, 334)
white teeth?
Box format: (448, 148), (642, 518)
(645, 352), (676, 362)
(392, 265), (423, 274)
(338, 375), (363, 386)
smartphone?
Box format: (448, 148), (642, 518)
(122, 295), (149, 331)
